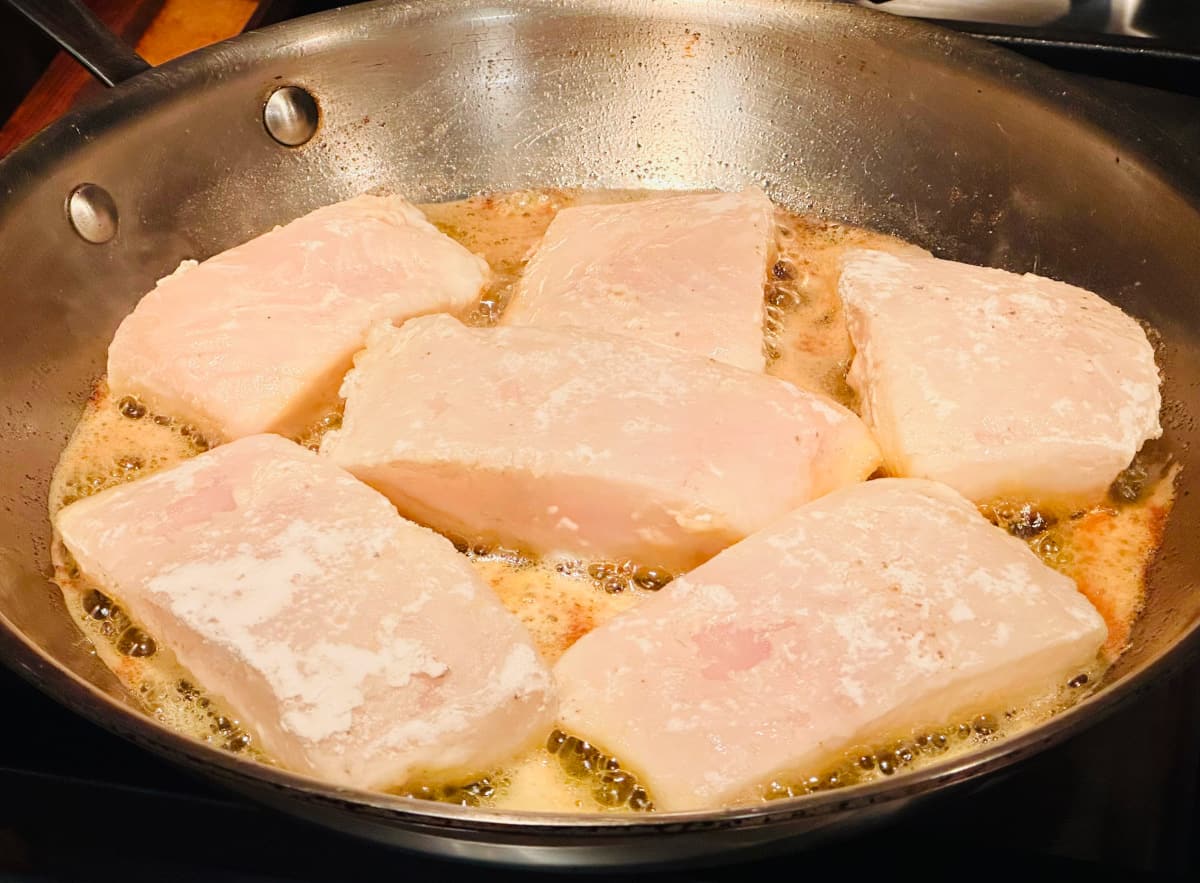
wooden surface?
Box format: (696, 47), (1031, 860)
(137, 0), (261, 65)
(0, 0), (262, 159)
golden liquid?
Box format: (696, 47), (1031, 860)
(48, 189), (1177, 814)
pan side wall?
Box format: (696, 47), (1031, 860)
(0, 0), (1197, 862)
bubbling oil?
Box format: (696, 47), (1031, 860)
(47, 188), (1176, 815)
(49, 388), (270, 762)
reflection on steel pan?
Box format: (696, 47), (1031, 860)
(852, 0), (1200, 40)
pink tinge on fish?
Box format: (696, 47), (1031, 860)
(553, 478), (1107, 812)
(838, 249), (1162, 503)
(502, 188), (775, 371)
(107, 194), (490, 442)
(321, 314), (881, 572)
(56, 434), (555, 791)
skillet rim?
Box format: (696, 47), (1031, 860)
(1, 0), (1199, 835)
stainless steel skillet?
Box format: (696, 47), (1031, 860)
(1, 0), (1198, 868)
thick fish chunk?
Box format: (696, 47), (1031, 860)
(321, 315), (880, 572)
(838, 249), (1162, 503)
(555, 478), (1107, 812)
(501, 188), (774, 371)
(56, 434), (553, 791)
(107, 195), (489, 442)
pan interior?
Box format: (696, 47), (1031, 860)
(0, 0), (1198, 837)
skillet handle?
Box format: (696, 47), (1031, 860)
(7, 0), (151, 87)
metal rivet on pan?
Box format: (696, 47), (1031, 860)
(263, 85), (320, 147)
(66, 183), (119, 244)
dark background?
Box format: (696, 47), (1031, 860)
(2, 659), (1197, 879)
(1, 2), (1199, 880)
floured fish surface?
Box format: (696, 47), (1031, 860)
(838, 249), (1162, 503)
(107, 195), (489, 443)
(321, 315), (881, 572)
(554, 478), (1107, 811)
(48, 189), (1176, 815)
(502, 188), (775, 371)
(55, 434), (555, 791)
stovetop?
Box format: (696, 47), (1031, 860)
(3, 6), (1200, 881)
(3, 659), (1198, 880)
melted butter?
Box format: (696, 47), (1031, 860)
(1060, 479), (1174, 658)
(980, 462), (1178, 660)
(488, 750), (600, 812)
(471, 555), (641, 667)
(49, 386), (268, 761)
(764, 209), (923, 404)
(47, 188), (1177, 815)
(755, 667), (1107, 803)
(420, 189), (651, 327)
